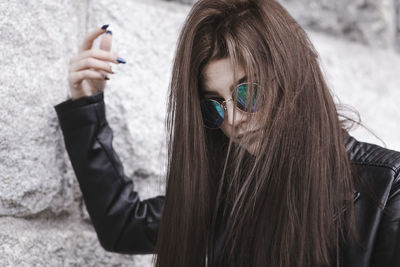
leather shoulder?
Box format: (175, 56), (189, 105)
(344, 133), (400, 174)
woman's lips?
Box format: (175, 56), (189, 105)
(247, 130), (262, 143)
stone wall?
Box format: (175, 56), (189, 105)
(281, 0), (400, 51)
(0, 0), (399, 266)
(397, 0), (400, 48)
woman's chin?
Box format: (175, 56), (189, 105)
(245, 142), (258, 156)
(235, 139), (259, 156)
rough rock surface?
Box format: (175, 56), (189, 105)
(397, 0), (400, 50)
(310, 32), (400, 151)
(0, 0), (399, 266)
(281, 0), (398, 50)
(0, 0), (88, 217)
(0, 216), (153, 266)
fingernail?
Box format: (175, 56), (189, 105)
(106, 30), (112, 35)
(104, 76), (110, 80)
(101, 24), (109, 30)
(116, 57), (126, 64)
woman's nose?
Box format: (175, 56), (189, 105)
(224, 100), (248, 126)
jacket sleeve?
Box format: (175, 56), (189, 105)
(370, 170), (400, 267)
(54, 92), (164, 254)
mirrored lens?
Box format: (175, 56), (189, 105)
(200, 99), (224, 129)
(235, 83), (264, 113)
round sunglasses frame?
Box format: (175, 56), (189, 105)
(201, 82), (264, 129)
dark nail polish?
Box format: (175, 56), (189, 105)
(104, 76), (110, 80)
(106, 30), (112, 35)
(101, 24), (109, 30)
(116, 57), (126, 64)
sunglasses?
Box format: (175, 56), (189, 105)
(200, 82), (264, 129)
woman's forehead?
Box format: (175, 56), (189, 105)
(202, 58), (246, 92)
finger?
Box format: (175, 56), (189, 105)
(69, 69), (107, 85)
(73, 49), (122, 65)
(70, 57), (114, 74)
(79, 24), (109, 52)
(100, 30), (112, 51)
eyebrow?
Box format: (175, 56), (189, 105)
(202, 75), (248, 96)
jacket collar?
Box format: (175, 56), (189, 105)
(344, 130), (361, 204)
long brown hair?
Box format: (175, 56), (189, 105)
(153, 0), (360, 266)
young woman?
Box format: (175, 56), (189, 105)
(55, 0), (400, 266)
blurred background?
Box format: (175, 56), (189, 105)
(0, 0), (399, 266)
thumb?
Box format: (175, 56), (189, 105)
(100, 30), (112, 51)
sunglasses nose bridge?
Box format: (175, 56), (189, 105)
(221, 98), (233, 112)
(222, 98), (249, 126)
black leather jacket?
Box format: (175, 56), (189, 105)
(55, 92), (400, 267)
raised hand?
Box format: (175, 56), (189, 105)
(67, 25), (126, 100)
